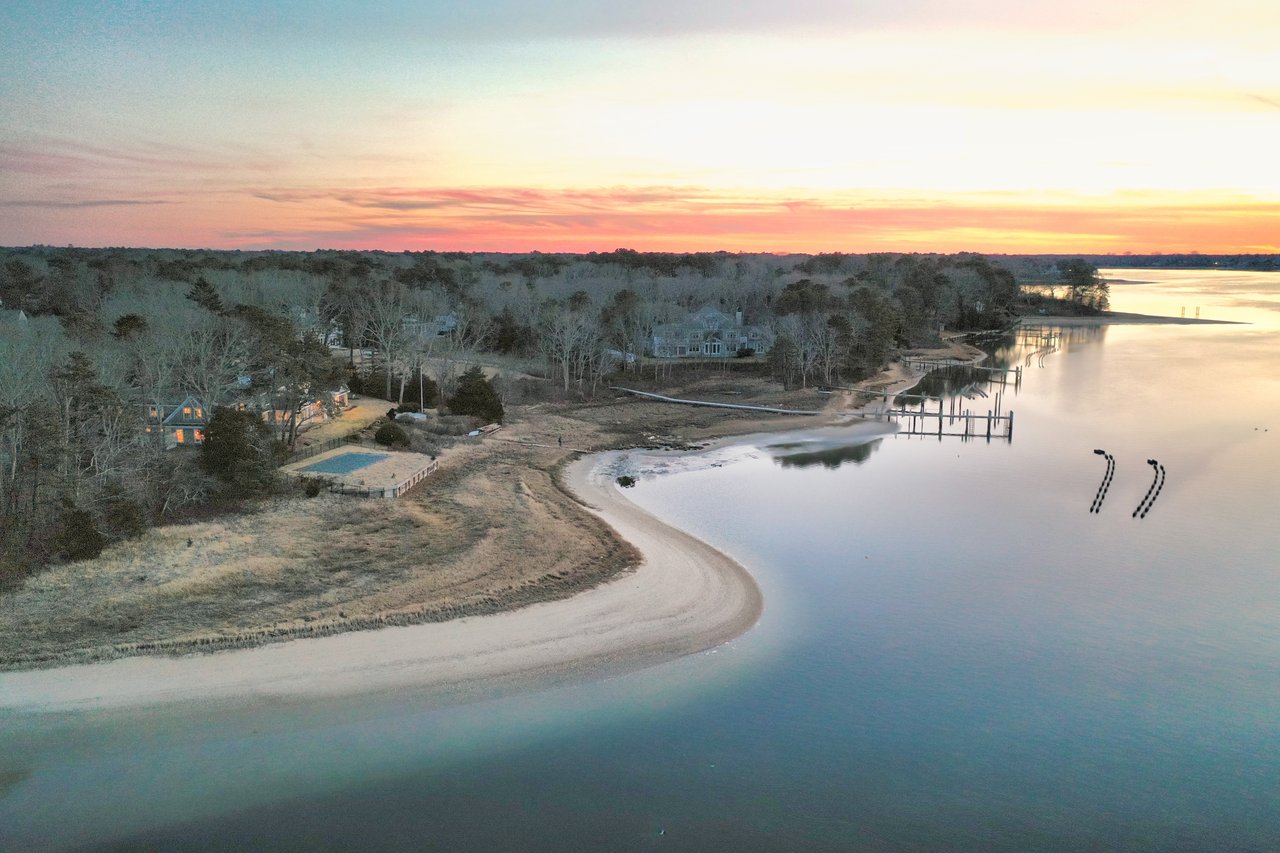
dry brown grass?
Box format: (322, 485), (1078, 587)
(1, 355), (942, 671)
(0, 439), (636, 669)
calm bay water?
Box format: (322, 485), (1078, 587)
(3, 270), (1280, 850)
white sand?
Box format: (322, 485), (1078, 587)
(0, 453), (762, 714)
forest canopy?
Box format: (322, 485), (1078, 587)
(0, 246), (1116, 580)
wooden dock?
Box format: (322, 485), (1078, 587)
(903, 357), (1022, 386)
(870, 393), (1014, 442)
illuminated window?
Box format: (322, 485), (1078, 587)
(195, 408), (202, 418)
(183, 407), (192, 415)
(149, 406), (158, 417)
(194, 429), (204, 442)
(174, 428), (185, 443)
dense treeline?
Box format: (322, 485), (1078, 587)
(1, 245), (1099, 580)
(0, 258), (347, 579)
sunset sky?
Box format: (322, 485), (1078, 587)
(2, 0), (1278, 253)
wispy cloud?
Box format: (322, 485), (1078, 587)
(0, 198), (170, 209)
(228, 184), (1280, 254)
(0, 137), (287, 181)
(253, 186), (725, 212)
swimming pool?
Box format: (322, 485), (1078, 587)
(298, 451), (389, 475)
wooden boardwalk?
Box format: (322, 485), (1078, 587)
(610, 387), (824, 416)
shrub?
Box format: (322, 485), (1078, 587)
(303, 478), (323, 498)
(422, 415), (476, 436)
(111, 313), (148, 340)
(615, 475), (637, 488)
(58, 507), (105, 561)
(406, 431), (445, 458)
(103, 496), (148, 538)
(374, 422), (410, 447)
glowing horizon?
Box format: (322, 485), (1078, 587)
(2, 1), (1278, 254)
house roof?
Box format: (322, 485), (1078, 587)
(161, 395), (209, 427)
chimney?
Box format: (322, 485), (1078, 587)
(735, 309), (743, 326)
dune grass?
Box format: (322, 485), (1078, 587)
(0, 441), (637, 669)
(1, 365), (894, 671)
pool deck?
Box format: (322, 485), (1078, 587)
(280, 446), (437, 497)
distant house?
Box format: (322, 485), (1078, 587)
(294, 307), (343, 347)
(403, 312), (459, 343)
(258, 384), (352, 431)
(144, 395), (209, 449)
(650, 306), (773, 358)
(147, 386), (349, 449)
(296, 384), (351, 423)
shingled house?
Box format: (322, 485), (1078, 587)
(145, 386), (350, 450)
(650, 306), (772, 358)
(144, 395), (209, 449)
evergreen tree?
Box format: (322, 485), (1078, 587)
(200, 407), (277, 497)
(112, 313), (148, 340)
(187, 276), (224, 313)
(447, 366), (504, 423)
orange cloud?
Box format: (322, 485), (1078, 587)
(5, 183), (1276, 254)
(226, 187), (1280, 254)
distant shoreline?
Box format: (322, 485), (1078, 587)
(1019, 311), (1242, 327)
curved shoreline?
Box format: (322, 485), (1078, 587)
(0, 452), (762, 715)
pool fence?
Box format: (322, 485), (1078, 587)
(284, 433), (375, 465)
(319, 459), (440, 498)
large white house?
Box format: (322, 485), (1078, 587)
(650, 306), (772, 358)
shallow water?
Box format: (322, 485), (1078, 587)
(3, 270), (1280, 850)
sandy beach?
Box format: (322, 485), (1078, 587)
(0, 451), (763, 715)
(0, 348), (941, 715)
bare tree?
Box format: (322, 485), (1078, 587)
(175, 316), (248, 407)
(538, 297), (593, 392)
(363, 279), (411, 400)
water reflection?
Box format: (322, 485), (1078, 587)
(899, 364), (1006, 405)
(1100, 268), (1280, 328)
(773, 438), (883, 469)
